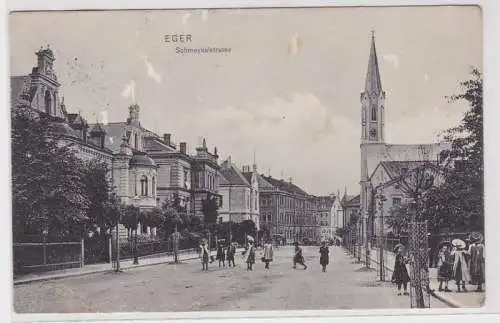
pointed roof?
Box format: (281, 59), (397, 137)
(219, 159), (250, 186)
(364, 32), (382, 94)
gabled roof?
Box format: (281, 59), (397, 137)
(378, 160), (431, 180)
(219, 160), (250, 186)
(260, 175), (309, 196)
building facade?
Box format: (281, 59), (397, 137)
(11, 46), (224, 238)
(218, 157), (260, 228)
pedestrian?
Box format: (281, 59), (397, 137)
(391, 244), (410, 296)
(319, 241), (329, 272)
(199, 240), (209, 271)
(216, 242), (226, 268)
(293, 241), (307, 270)
(468, 232), (485, 292)
(437, 241), (453, 292)
(226, 240), (236, 267)
(451, 238), (470, 292)
(244, 240), (256, 271)
(262, 238), (274, 269)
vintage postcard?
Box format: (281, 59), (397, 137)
(8, 4), (486, 319)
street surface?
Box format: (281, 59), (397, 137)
(14, 246), (448, 312)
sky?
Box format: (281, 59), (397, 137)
(8, 6), (482, 196)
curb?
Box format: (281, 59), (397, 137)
(429, 291), (463, 308)
(14, 255), (200, 286)
(345, 247), (466, 308)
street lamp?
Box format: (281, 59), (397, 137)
(376, 189), (387, 281)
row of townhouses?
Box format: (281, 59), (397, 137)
(11, 46), (336, 242)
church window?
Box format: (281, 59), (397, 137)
(134, 133), (139, 150)
(152, 177), (156, 196)
(371, 106), (377, 121)
(140, 175), (148, 196)
(44, 90), (52, 115)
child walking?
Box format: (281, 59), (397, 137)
(293, 242), (307, 270)
(200, 240), (209, 271)
(437, 242), (453, 292)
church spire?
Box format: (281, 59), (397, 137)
(364, 31), (382, 94)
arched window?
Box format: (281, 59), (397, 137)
(151, 177), (156, 196)
(140, 175), (148, 196)
(44, 90), (52, 115)
(371, 106), (377, 121)
(134, 133), (139, 149)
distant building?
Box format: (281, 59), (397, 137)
(218, 157), (259, 229)
(330, 191), (344, 236)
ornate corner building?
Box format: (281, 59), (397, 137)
(10, 46), (223, 236)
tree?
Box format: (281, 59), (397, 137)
(425, 68), (484, 232)
(239, 219), (257, 240)
(82, 159), (112, 233)
(201, 196), (219, 225)
(12, 106), (91, 240)
(121, 205), (140, 233)
(145, 207), (166, 229)
(162, 198), (182, 237)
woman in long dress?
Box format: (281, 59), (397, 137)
(391, 245), (410, 296)
(451, 239), (470, 292)
(319, 241), (329, 272)
(468, 233), (485, 291)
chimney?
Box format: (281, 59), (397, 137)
(163, 133), (171, 145)
(289, 177), (293, 184)
(179, 142), (187, 154)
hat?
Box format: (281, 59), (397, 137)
(438, 240), (452, 250)
(394, 243), (405, 253)
(470, 232), (484, 244)
(452, 238), (466, 249)
(294, 241), (299, 246)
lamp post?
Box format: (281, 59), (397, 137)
(376, 190), (387, 281)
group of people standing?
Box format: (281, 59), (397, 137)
(436, 232), (485, 292)
(198, 237), (275, 271)
(390, 232), (485, 295)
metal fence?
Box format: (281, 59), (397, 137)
(13, 241), (83, 275)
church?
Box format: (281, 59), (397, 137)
(358, 34), (451, 239)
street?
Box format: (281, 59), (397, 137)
(14, 246), (449, 313)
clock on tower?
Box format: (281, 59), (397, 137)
(369, 128), (377, 140)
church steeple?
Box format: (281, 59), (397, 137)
(364, 32), (382, 95)
(361, 31), (385, 144)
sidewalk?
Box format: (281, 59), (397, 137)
(14, 248), (244, 285)
(351, 246), (485, 308)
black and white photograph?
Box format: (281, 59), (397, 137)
(7, 4), (487, 317)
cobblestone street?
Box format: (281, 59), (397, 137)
(14, 246), (448, 313)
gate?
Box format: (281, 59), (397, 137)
(408, 221), (430, 308)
